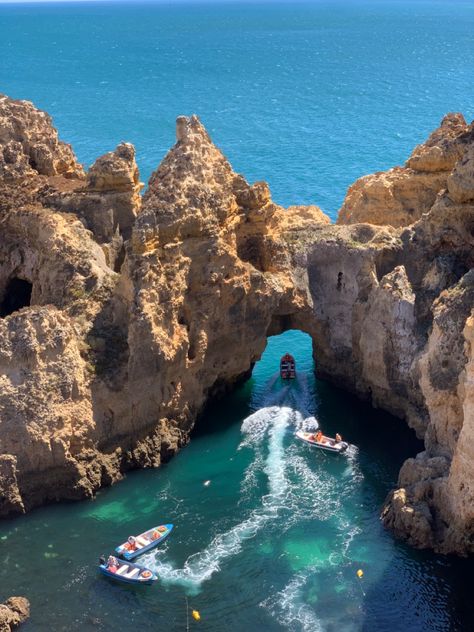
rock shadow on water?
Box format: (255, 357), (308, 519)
(359, 544), (474, 632)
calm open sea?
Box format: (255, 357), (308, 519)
(1, 2), (474, 631)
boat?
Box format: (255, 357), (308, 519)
(280, 353), (296, 379)
(295, 430), (348, 453)
(99, 557), (158, 585)
(115, 524), (174, 561)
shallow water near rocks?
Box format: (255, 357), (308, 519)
(1, 1), (474, 630)
(1, 331), (473, 631)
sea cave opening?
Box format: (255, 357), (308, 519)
(0, 277), (33, 318)
(193, 329), (315, 440)
(193, 325), (422, 469)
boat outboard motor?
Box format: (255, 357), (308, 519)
(99, 555), (106, 566)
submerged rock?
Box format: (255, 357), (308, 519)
(0, 94), (473, 555)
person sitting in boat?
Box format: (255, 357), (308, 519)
(126, 536), (137, 551)
(313, 430), (323, 442)
(335, 433), (342, 443)
(107, 555), (119, 573)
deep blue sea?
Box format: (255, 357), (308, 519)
(1, 0), (474, 217)
(1, 2), (474, 631)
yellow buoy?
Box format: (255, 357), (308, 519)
(192, 610), (201, 621)
(357, 569), (364, 578)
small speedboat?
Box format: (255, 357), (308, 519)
(99, 558), (158, 585)
(280, 353), (296, 379)
(295, 430), (348, 453)
(116, 524), (174, 561)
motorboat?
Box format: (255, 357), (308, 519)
(99, 557), (158, 585)
(115, 524), (173, 561)
(295, 430), (348, 453)
(280, 353), (296, 379)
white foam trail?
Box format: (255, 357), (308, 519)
(261, 514), (362, 632)
(260, 455), (364, 630)
(239, 449), (264, 499)
(264, 406), (292, 500)
(262, 570), (324, 632)
(284, 450), (341, 519)
(147, 508), (269, 590)
(147, 369), (357, 614)
(239, 405), (285, 448)
(148, 400), (294, 590)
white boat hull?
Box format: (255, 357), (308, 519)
(295, 430), (348, 453)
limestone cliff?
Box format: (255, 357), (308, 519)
(337, 113), (473, 227)
(0, 94), (82, 181)
(0, 94), (473, 556)
(39, 142), (142, 269)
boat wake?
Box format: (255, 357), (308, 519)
(145, 371), (362, 628)
(260, 516), (362, 632)
(145, 392), (295, 591)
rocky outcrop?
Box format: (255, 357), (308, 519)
(0, 456), (24, 516)
(0, 597), (29, 631)
(447, 144), (474, 204)
(39, 142), (142, 269)
(406, 113), (470, 172)
(382, 274), (474, 552)
(337, 114), (473, 227)
(119, 115), (328, 453)
(336, 167), (447, 228)
(0, 94), (83, 181)
(0, 95), (473, 556)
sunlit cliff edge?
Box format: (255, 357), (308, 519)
(0, 94), (473, 556)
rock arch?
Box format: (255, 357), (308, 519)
(0, 96), (473, 555)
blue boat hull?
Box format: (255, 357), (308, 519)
(99, 561), (157, 586)
(116, 524), (174, 561)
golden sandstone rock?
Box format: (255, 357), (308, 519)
(337, 113), (474, 227)
(0, 93), (473, 556)
(0, 94), (83, 181)
(0, 596), (30, 631)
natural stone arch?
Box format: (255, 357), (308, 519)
(0, 96), (473, 557)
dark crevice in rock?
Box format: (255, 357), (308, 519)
(0, 278), (32, 317)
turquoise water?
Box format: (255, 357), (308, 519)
(1, 1), (474, 630)
(1, 332), (473, 631)
(1, 1), (473, 217)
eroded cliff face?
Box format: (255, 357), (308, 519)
(0, 95), (83, 181)
(337, 113), (474, 227)
(0, 93), (473, 555)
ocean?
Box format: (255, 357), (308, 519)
(2, 0), (474, 217)
(1, 1), (474, 631)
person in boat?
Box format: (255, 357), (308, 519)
(107, 555), (119, 573)
(126, 535), (137, 551)
(335, 433), (342, 443)
(313, 430), (323, 442)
